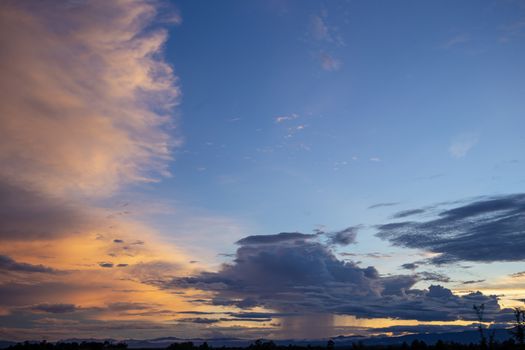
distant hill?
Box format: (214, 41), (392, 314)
(0, 329), (514, 349)
(341, 329), (512, 346)
(0, 341), (16, 349)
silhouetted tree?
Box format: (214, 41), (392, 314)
(474, 303), (487, 349)
(510, 307), (525, 347)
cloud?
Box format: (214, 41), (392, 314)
(0, 2), (202, 339)
(0, 180), (99, 241)
(275, 114), (299, 123)
(310, 13), (343, 46)
(330, 227), (358, 246)
(462, 279), (485, 285)
(309, 12), (344, 71)
(228, 312), (289, 319)
(392, 209), (426, 219)
(0, 255), (56, 274)
(377, 193), (525, 264)
(126, 260), (182, 283)
(0, 0), (179, 197)
(167, 232), (501, 322)
(417, 272), (451, 283)
(401, 263), (419, 270)
(320, 52), (341, 71)
(178, 317), (220, 324)
(106, 302), (154, 312)
(0, 282), (96, 309)
(311, 15), (330, 41)
(449, 133), (478, 158)
(31, 303), (77, 314)
(368, 202), (399, 209)
(441, 34), (470, 49)
(511, 271), (525, 278)
(236, 232), (316, 245)
(375, 324), (477, 336)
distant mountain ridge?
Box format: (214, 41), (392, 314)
(0, 329), (514, 349)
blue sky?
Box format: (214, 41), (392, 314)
(154, 0), (525, 248)
(1, 0), (525, 341)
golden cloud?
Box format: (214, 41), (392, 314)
(0, 0), (179, 196)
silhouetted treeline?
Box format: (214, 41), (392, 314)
(6, 338), (525, 350)
(8, 341), (127, 350)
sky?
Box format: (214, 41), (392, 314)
(1, 0), (525, 342)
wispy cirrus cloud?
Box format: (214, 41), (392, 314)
(311, 14), (331, 42)
(441, 34), (470, 49)
(309, 12), (344, 72)
(320, 52), (342, 71)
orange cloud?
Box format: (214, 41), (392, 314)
(0, 0), (179, 197)
(0, 0), (206, 339)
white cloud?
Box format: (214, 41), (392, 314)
(449, 133), (479, 158)
(275, 113), (299, 123)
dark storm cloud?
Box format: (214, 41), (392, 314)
(331, 287), (500, 322)
(377, 193), (525, 264)
(330, 227), (358, 246)
(493, 308), (517, 323)
(166, 232), (500, 322)
(236, 232), (316, 245)
(0, 255), (56, 273)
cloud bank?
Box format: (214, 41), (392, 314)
(377, 193), (525, 264)
(168, 232), (501, 322)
